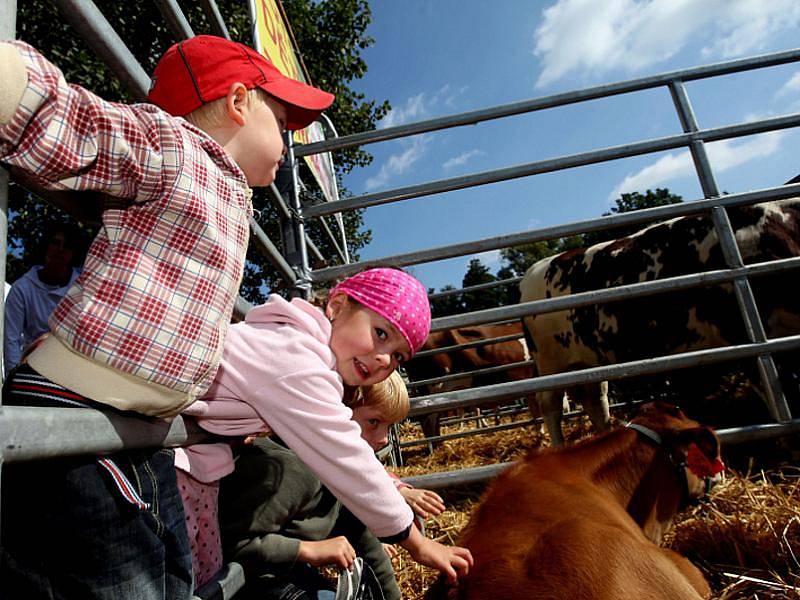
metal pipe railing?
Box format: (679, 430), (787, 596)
(249, 218), (298, 286)
(406, 359), (534, 390)
(318, 215), (347, 264)
(401, 419), (800, 490)
(302, 112), (800, 220)
(53, 0), (151, 99)
(296, 47), (800, 157)
(153, 0), (194, 39)
(198, 0), (230, 39)
(412, 332), (524, 359)
(0, 408), (209, 462)
(408, 334), (800, 418)
(310, 183), (800, 283)
(668, 79), (791, 423)
(428, 276), (522, 301)
(427, 255), (800, 334)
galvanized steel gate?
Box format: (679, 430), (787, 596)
(296, 49), (800, 469)
(2, 0), (800, 596)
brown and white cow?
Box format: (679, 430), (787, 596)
(520, 198), (800, 445)
(428, 402), (723, 600)
(403, 322), (536, 438)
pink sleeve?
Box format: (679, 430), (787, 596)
(388, 470), (413, 490)
(247, 359), (414, 538)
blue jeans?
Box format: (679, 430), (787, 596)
(1, 448), (192, 599)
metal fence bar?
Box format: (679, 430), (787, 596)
(406, 359), (534, 390)
(249, 218), (298, 285)
(408, 333), (800, 417)
(0, 0), (17, 541)
(439, 401), (528, 427)
(53, 0), (151, 99)
(402, 417), (540, 448)
(153, 0), (194, 39)
(264, 184), (324, 266)
(314, 113), (350, 264)
(318, 215), (347, 263)
(306, 233), (325, 264)
(282, 135), (312, 298)
(198, 0), (230, 39)
(302, 113), (800, 221)
(412, 332), (524, 359)
(310, 183), (800, 283)
(0, 408), (210, 462)
(429, 255), (800, 333)
(669, 80), (791, 423)
(401, 419), (800, 490)
(296, 48), (800, 158)
(428, 276), (522, 301)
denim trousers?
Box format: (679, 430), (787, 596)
(1, 440), (192, 599)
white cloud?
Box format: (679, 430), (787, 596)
(364, 137), (431, 192)
(378, 85), (468, 129)
(776, 71), (800, 97)
(442, 149), (485, 171)
(379, 93), (426, 129)
(533, 0), (800, 88)
(608, 131), (785, 200)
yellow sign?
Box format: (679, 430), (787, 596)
(254, 0), (338, 203)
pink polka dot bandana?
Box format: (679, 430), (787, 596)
(330, 268), (431, 356)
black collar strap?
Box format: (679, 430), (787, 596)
(626, 421), (693, 508)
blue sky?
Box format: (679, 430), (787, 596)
(335, 0), (800, 293)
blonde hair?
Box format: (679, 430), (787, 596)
(183, 88), (272, 131)
(347, 371), (409, 424)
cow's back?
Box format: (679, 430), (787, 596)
(520, 199), (800, 372)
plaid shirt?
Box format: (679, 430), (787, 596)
(0, 42), (252, 404)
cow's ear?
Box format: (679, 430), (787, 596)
(671, 426), (719, 460)
(670, 426), (725, 477)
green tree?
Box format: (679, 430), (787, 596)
(460, 259), (501, 313)
(429, 285), (463, 319)
(581, 188), (683, 246)
(9, 0), (386, 302)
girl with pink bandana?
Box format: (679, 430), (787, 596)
(175, 268), (473, 589)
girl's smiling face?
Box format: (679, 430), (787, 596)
(326, 293), (411, 387)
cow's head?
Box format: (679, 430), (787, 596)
(628, 402), (724, 504)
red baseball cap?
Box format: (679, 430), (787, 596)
(147, 35), (334, 131)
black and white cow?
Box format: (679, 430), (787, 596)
(520, 198), (800, 445)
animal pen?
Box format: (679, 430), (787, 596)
(2, 1), (800, 598)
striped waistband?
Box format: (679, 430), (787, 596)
(5, 364), (111, 411)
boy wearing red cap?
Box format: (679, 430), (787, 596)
(0, 35), (332, 600)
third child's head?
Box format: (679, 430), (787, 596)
(147, 35), (334, 187)
(349, 371), (410, 450)
(326, 268), (431, 388)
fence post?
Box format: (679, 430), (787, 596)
(663, 81), (790, 422)
(0, 0), (16, 543)
(280, 133), (312, 299)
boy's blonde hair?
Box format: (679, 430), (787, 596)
(183, 88), (271, 131)
(347, 370), (409, 424)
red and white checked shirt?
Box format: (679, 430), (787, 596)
(0, 42), (252, 405)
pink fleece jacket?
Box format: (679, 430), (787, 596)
(178, 295), (413, 538)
